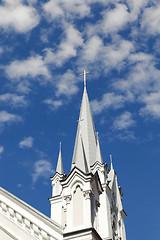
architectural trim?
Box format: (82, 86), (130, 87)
(63, 227), (103, 240)
(0, 187), (63, 232)
(0, 225), (19, 240)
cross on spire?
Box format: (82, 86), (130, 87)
(80, 70), (90, 86)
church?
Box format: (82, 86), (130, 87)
(0, 71), (127, 240)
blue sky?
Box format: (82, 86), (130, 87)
(0, 0), (160, 239)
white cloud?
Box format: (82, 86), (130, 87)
(114, 55), (160, 97)
(0, 110), (22, 125)
(127, 0), (149, 21)
(0, 111), (22, 132)
(0, 146), (4, 154)
(0, 0), (40, 33)
(43, 0), (63, 20)
(129, 52), (153, 63)
(104, 38), (134, 69)
(19, 136), (34, 149)
(110, 130), (136, 141)
(32, 160), (54, 185)
(6, 55), (50, 80)
(91, 92), (125, 114)
(81, 36), (103, 62)
(43, 0), (111, 23)
(56, 70), (79, 97)
(0, 93), (28, 107)
(86, 3), (130, 37)
(44, 99), (63, 110)
(55, 25), (83, 66)
(80, 35), (134, 72)
(101, 4), (130, 34)
(140, 92), (160, 119)
(16, 81), (31, 94)
(57, 25), (83, 63)
(113, 112), (136, 130)
(45, 25), (83, 67)
(43, 0), (90, 21)
(141, 5), (160, 35)
(110, 51), (160, 123)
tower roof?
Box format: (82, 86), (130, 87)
(56, 142), (64, 174)
(72, 71), (101, 172)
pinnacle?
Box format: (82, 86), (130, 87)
(56, 142), (64, 174)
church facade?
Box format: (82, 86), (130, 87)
(0, 71), (127, 240)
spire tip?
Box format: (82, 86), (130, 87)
(80, 70), (90, 87)
(110, 154), (113, 170)
(56, 142), (64, 174)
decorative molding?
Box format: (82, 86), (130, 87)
(64, 195), (72, 205)
(0, 200), (52, 240)
(0, 226), (19, 240)
(73, 184), (83, 194)
(83, 190), (93, 200)
(0, 186), (63, 232)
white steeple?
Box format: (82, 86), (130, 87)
(72, 71), (97, 172)
(56, 142), (64, 174)
(50, 71), (127, 240)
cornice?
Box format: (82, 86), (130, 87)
(0, 187), (63, 233)
(60, 166), (93, 188)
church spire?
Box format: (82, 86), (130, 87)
(56, 142), (64, 174)
(72, 71), (97, 172)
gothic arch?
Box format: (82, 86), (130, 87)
(71, 180), (84, 194)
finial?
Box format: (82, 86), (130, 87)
(110, 154), (113, 170)
(56, 142), (64, 174)
(80, 70), (90, 87)
(59, 142), (62, 152)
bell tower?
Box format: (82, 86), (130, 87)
(49, 71), (127, 240)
